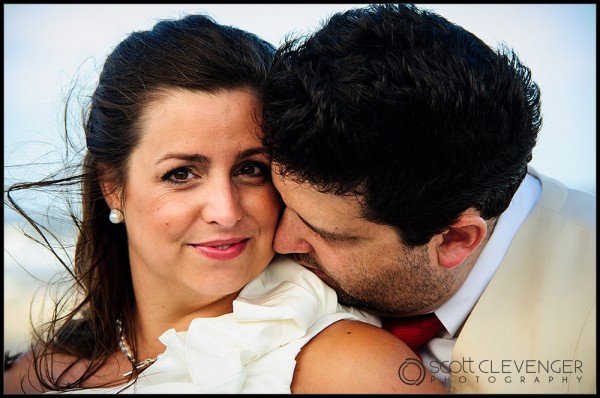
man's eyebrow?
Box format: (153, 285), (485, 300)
(296, 214), (356, 241)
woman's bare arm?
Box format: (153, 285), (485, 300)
(292, 319), (447, 394)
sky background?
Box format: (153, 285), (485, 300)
(3, 4), (597, 352)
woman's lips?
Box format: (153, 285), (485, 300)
(191, 238), (249, 261)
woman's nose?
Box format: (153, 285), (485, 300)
(201, 178), (243, 227)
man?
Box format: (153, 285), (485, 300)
(261, 4), (595, 394)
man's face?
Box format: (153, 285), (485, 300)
(271, 166), (459, 317)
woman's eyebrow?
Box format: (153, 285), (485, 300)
(155, 147), (265, 166)
(156, 153), (210, 165)
(236, 147), (267, 161)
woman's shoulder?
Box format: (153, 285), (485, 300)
(3, 348), (129, 394)
(4, 351), (42, 393)
(3, 349), (89, 393)
(291, 319), (447, 394)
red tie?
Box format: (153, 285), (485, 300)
(382, 313), (445, 352)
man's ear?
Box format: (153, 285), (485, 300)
(435, 211), (487, 269)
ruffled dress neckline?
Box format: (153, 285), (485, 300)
(54, 255), (379, 394)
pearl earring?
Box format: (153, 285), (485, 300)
(109, 209), (124, 224)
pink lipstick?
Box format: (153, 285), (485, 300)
(191, 238), (249, 261)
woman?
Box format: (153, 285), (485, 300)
(3, 13), (445, 393)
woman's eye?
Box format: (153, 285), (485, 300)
(235, 162), (269, 178)
(162, 167), (194, 185)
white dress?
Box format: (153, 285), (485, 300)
(56, 254), (380, 394)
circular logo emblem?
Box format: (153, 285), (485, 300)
(398, 358), (426, 386)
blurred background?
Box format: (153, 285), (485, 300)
(4, 4), (596, 354)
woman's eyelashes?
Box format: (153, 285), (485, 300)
(233, 161), (271, 182)
(162, 166), (196, 185)
(160, 161), (270, 186)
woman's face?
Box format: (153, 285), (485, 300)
(116, 89), (281, 311)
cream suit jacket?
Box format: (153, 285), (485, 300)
(450, 170), (596, 394)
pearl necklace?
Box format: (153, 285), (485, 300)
(116, 319), (160, 377)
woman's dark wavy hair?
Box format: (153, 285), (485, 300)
(5, 13), (274, 391)
(262, 4), (542, 246)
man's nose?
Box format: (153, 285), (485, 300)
(273, 208), (312, 254)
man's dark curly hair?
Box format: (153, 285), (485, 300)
(262, 4), (542, 246)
